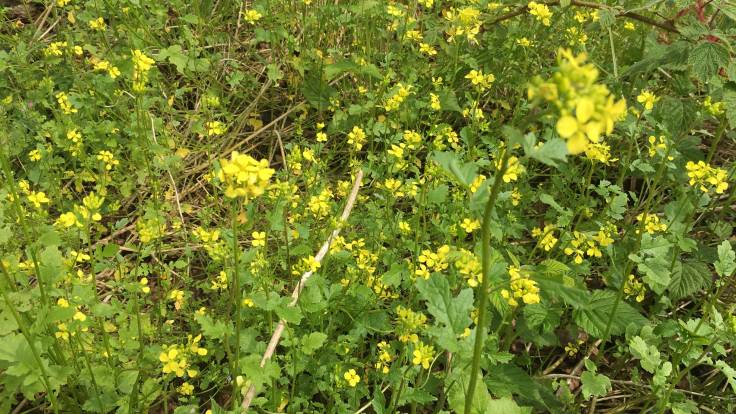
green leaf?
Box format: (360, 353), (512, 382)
(431, 151), (478, 188)
(301, 332), (327, 355)
(689, 42), (729, 82)
(715, 241), (735, 277)
(667, 260), (712, 300)
(275, 304), (303, 324)
(629, 336), (661, 374)
(580, 370), (611, 400)
(38, 230), (61, 247)
(427, 184), (448, 205)
(716, 360), (736, 393)
(572, 290), (647, 338)
(438, 90), (462, 112)
(38, 246), (63, 286)
(638, 255), (671, 295)
(525, 138), (567, 167)
(0, 225), (10, 245)
(416, 274), (473, 352)
(301, 71), (336, 110)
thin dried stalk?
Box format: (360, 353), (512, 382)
(241, 170), (364, 411)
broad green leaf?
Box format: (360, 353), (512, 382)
(38, 246), (63, 286)
(526, 138), (567, 167)
(715, 241), (735, 277)
(572, 290), (647, 338)
(580, 370), (611, 400)
(0, 225), (10, 245)
(629, 336), (661, 374)
(301, 332), (327, 355)
(638, 255), (671, 295)
(431, 151), (478, 188)
(689, 41), (729, 82)
(416, 273), (473, 351)
(301, 72), (336, 110)
(667, 260), (712, 300)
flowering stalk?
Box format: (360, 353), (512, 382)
(465, 145), (511, 414)
(230, 201), (242, 409)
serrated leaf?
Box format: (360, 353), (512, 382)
(629, 336), (661, 373)
(416, 273), (473, 336)
(638, 255), (671, 295)
(715, 241), (735, 277)
(580, 371), (611, 400)
(667, 260), (712, 300)
(572, 290), (647, 338)
(716, 360), (736, 393)
(689, 41), (729, 82)
(301, 332), (327, 355)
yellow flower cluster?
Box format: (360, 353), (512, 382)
(636, 213), (666, 234)
(243, 9), (262, 24)
(623, 274), (647, 302)
(27, 191), (50, 208)
(210, 271), (228, 291)
(137, 218), (165, 243)
(455, 248), (482, 287)
(96, 150), (119, 170)
(88, 17), (106, 31)
(703, 96), (724, 115)
(91, 58), (121, 79)
(308, 188), (333, 218)
(563, 231), (602, 264)
(383, 83), (412, 112)
(44, 41), (67, 57)
(56, 92), (78, 114)
(396, 305), (427, 343)
(501, 266), (540, 306)
(686, 160), (729, 195)
(215, 151), (275, 199)
(251, 231), (266, 247)
(55, 192), (104, 228)
(531, 224), (558, 251)
(528, 1), (552, 26)
(192, 227), (227, 261)
(347, 126), (366, 151)
(528, 49), (627, 154)
(465, 69), (495, 92)
(206, 121), (226, 136)
(444, 7), (481, 43)
(460, 218), (480, 233)
(131, 49), (155, 93)
(291, 255), (320, 276)
(374, 341), (393, 374)
(415, 245), (450, 279)
(412, 341), (435, 369)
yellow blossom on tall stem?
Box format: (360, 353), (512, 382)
(215, 151), (275, 199)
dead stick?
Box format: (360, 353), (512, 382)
(241, 170), (364, 411)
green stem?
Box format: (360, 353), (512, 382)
(464, 146), (510, 414)
(0, 261), (59, 413)
(231, 203), (242, 409)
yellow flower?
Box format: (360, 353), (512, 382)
(216, 151), (275, 199)
(528, 1), (552, 26)
(343, 369), (360, 387)
(398, 221), (411, 233)
(251, 231), (266, 247)
(636, 90), (658, 111)
(624, 21), (635, 30)
(516, 37), (532, 47)
(636, 213), (666, 234)
(177, 382), (194, 395)
(316, 131), (327, 142)
(347, 126), (366, 151)
(686, 160), (729, 194)
(464, 69), (495, 91)
(430, 93), (441, 110)
(73, 310), (87, 322)
(131, 50), (155, 72)
(412, 342), (434, 369)
(243, 9), (262, 24)
(27, 191), (50, 208)
(88, 17), (106, 31)
(139, 278), (151, 294)
(57, 298), (70, 308)
(206, 121), (226, 136)
(460, 218), (481, 233)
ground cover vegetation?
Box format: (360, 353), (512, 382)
(1, 0), (736, 413)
